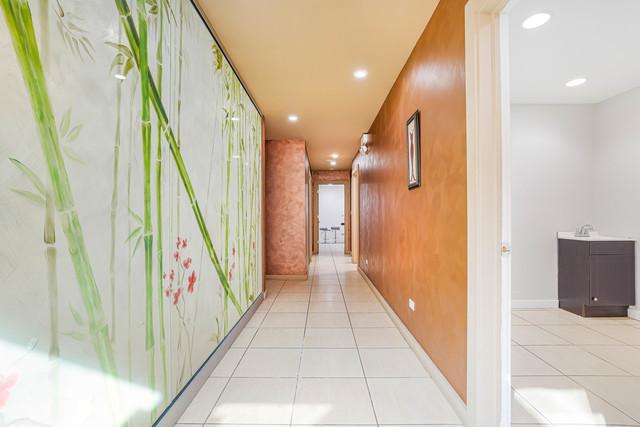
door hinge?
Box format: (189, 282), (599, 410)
(501, 243), (512, 255)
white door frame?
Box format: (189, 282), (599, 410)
(465, 0), (512, 426)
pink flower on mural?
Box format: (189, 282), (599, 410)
(173, 251), (180, 262)
(181, 239), (187, 248)
(169, 269), (175, 282)
(0, 373), (18, 409)
(182, 257), (192, 270)
(175, 236), (181, 249)
(173, 288), (182, 305)
(165, 286), (171, 297)
(232, 246), (236, 257)
(187, 271), (197, 293)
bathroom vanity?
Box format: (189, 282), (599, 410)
(558, 232), (636, 317)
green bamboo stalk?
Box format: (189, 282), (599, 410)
(1, 0), (118, 378)
(222, 107), (233, 331)
(127, 74), (139, 384)
(136, 0), (156, 397)
(175, 0), (183, 235)
(45, 190), (60, 358)
(109, 26), (124, 344)
(114, 0), (242, 314)
(155, 0), (168, 401)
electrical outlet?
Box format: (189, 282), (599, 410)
(408, 298), (415, 311)
(365, 258), (368, 265)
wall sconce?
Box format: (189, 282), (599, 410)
(360, 133), (372, 155)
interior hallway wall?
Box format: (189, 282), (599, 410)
(266, 139), (309, 277)
(593, 87), (640, 310)
(511, 105), (595, 306)
(353, 0), (468, 400)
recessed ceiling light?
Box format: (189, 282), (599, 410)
(288, 115), (298, 122)
(114, 73), (126, 80)
(521, 13), (551, 30)
(329, 160), (337, 166)
(565, 77), (587, 88)
(353, 69), (368, 79)
(330, 153), (339, 159)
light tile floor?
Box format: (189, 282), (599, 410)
(512, 308), (640, 426)
(176, 244), (461, 426)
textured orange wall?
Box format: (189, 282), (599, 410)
(312, 170), (350, 183)
(354, 0), (468, 400)
(266, 139), (308, 276)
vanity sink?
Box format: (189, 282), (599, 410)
(557, 231), (634, 242)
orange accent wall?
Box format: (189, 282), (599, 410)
(353, 0), (468, 400)
(266, 139), (309, 276)
(312, 170), (350, 183)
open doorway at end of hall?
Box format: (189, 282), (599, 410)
(312, 179), (350, 255)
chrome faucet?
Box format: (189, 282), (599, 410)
(576, 224), (594, 237)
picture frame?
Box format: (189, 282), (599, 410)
(406, 110), (421, 189)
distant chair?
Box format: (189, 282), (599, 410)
(320, 227), (329, 243)
(330, 226), (340, 243)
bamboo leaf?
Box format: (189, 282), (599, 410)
(133, 234), (143, 255)
(63, 331), (88, 341)
(123, 59), (134, 77)
(69, 304), (86, 326)
(105, 41), (133, 60)
(59, 109), (71, 136)
(128, 209), (143, 225)
(10, 188), (45, 206)
(66, 125), (82, 142)
(125, 226), (142, 243)
(9, 158), (47, 195)
(62, 146), (84, 163)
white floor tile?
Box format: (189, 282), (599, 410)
(350, 312), (394, 328)
(581, 345), (640, 376)
(178, 377), (228, 423)
(269, 301), (309, 313)
(359, 348), (428, 377)
(245, 311), (266, 328)
(231, 327), (258, 348)
(540, 325), (625, 345)
(208, 378), (297, 424)
(262, 312), (307, 328)
(233, 348), (301, 378)
(514, 309), (582, 325)
(299, 348), (363, 377)
(251, 327), (305, 348)
(309, 301), (347, 313)
(367, 378), (461, 424)
(303, 328), (356, 348)
(512, 345), (561, 376)
(511, 376), (636, 425)
(292, 378), (376, 424)
(511, 388), (551, 424)
(346, 301), (384, 313)
(211, 348), (245, 377)
(587, 325), (640, 345)
(310, 292), (344, 302)
(353, 328), (408, 348)
(306, 312), (351, 328)
(512, 325), (570, 346)
(571, 376), (640, 422)
(276, 292), (310, 302)
(526, 345), (628, 376)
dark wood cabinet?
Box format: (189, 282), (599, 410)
(558, 238), (635, 317)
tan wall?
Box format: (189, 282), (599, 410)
(353, 0), (468, 400)
(265, 139), (308, 276)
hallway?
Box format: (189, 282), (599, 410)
(176, 244), (461, 426)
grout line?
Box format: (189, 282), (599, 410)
(329, 243), (380, 425)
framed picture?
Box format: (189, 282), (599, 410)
(406, 110), (421, 189)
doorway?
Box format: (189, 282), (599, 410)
(318, 184), (345, 251)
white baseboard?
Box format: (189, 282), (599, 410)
(512, 299), (559, 309)
(628, 306), (640, 320)
(154, 293), (264, 426)
(357, 268), (468, 425)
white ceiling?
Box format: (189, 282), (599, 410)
(198, 0), (438, 169)
(510, 0), (640, 104)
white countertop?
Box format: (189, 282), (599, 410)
(557, 231), (635, 242)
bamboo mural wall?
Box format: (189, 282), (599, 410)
(0, 0), (263, 425)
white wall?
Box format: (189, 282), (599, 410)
(319, 184), (345, 243)
(511, 105), (595, 305)
(593, 87), (640, 310)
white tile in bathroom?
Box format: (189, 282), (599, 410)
(291, 378), (376, 424)
(233, 348), (301, 378)
(207, 378), (297, 424)
(511, 325), (570, 345)
(299, 348), (363, 377)
(250, 327), (304, 348)
(511, 376), (636, 426)
(178, 377), (228, 423)
(525, 345), (628, 376)
(511, 345), (561, 376)
(367, 378), (461, 425)
(540, 324), (624, 345)
(353, 327), (408, 348)
(359, 348), (428, 377)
